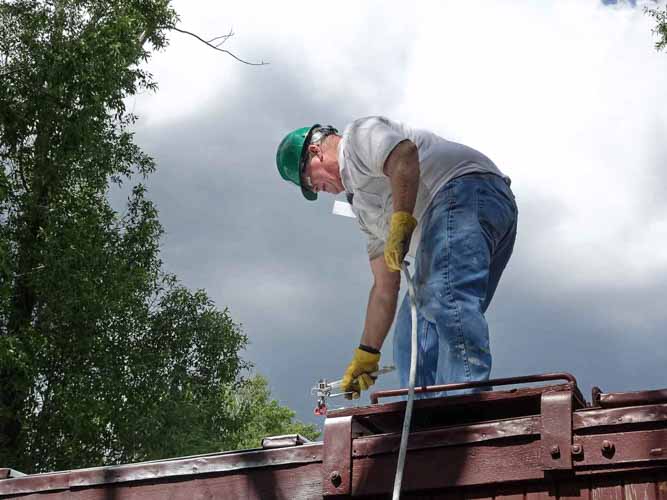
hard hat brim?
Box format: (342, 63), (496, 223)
(299, 125), (319, 201)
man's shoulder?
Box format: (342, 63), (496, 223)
(346, 115), (394, 132)
(341, 116), (409, 178)
(343, 116), (403, 149)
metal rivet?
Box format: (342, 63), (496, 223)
(571, 444), (583, 456)
(329, 471), (342, 487)
(601, 440), (615, 455)
(550, 445), (560, 458)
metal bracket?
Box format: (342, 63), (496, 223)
(541, 389), (573, 470)
(322, 416), (353, 496)
(0, 469), (25, 479)
(371, 372), (579, 404)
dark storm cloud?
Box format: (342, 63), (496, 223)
(124, 45), (413, 425)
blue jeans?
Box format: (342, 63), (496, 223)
(393, 173), (518, 397)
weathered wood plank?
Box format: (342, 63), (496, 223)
(592, 476), (624, 500)
(624, 476), (658, 500)
(656, 471), (667, 500)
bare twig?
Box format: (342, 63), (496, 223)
(207, 29), (234, 46)
(166, 25), (267, 66)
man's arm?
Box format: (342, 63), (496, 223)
(339, 254), (399, 399)
(382, 139), (420, 272)
(339, 138), (420, 397)
(359, 139), (420, 350)
(384, 139), (419, 214)
(359, 254), (401, 350)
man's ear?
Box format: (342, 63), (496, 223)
(308, 144), (323, 161)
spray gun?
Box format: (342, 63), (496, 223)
(311, 365), (395, 416)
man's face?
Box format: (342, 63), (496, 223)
(303, 144), (344, 194)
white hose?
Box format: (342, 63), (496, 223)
(392, 261), (418, 500)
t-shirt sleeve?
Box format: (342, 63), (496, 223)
(358, 218), (385, 260)
(349, 116), (407, 177)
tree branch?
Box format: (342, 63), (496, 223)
(645, 5), (667, 52)
(167, 26), (267, 66)
(17, 163), (29, 194)
(0, 66), (23, 78)
(207, 29), (234, 47)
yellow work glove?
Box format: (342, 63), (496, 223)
(384, 211), (417, 272)
(341, 347), (381, 400)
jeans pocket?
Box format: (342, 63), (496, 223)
(477, 185), (516, 254)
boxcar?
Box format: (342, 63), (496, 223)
(1, 373), (665, 499)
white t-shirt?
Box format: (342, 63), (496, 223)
(337, 116), (509, 259)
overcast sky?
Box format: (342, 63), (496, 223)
(119, 0), (667, 432)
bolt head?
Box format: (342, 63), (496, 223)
(550, 445), (561, 458)
(329, 471), (342, 487)
(571, 444), (583, 455)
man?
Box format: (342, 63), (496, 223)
(276, 117), (517, 399)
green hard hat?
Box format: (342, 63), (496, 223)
(276, 124), (319, 201)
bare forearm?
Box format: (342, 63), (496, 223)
(384, 140), (420, 214)
(360, 283), (399, 351)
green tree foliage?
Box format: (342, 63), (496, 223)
(220, 376), (320, 452)
(646, 4), (667, 52)
(0, 0), (316, 473)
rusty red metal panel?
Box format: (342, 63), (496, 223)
(541, 389), (574, 470)
(595, 389), (667, 409)
(2, 375), (666, 500)
(0, 444), (323, 497)
(351, 439), (545, 496)
(63, 464), (323, 500)
(574, 404), (667, 430)
(3, 493), (69, 500)
(353, 416), (540, 458)
(0, 472), (69, 497)
(329, 383), (585, 453)
(331, 383), (580, 420)
(575, 429), (667, 467)
(71, 477), (251, 500)
(68, 444), (322, 488)
(370, 372), (580, 404)
(322, 415), (353, 497)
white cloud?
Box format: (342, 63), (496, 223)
(398, 0), (667, 288)
(133, 0), (417, 125)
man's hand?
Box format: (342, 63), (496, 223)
(384, 211), (417, 272)
(341, 347), (381, 400)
